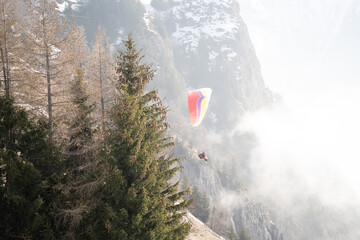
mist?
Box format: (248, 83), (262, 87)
(232, 0), (360, 222)
(238, 87), (360, 205)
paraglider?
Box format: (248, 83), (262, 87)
(187, 88), (212, 127)
(198, 152), (207, 161)
(187, 88), (212, 162)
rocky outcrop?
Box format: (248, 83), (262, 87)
(186, 212), (225, 240)
(232, 200), (283, 240)
(203, 189), (283, 240)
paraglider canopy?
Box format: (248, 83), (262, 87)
(187, 88), (212, 127)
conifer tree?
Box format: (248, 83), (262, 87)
(67, 69), (95, 172)
(0, 0), (23, 98)
(21, 0), (77, 152)
(238, 228), (251, 240)
(0, 96), (59, 239)
(88, 27), (115, 136)
(80, 34), (191, 239)
(0, 0), (10, 96)
(190, 186), (210, 223)
(0, 0), (14, 97)
(57, 68), (100, 238)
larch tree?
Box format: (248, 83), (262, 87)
(60, 25), (91, 144)
(79, 34), (191, 239)
(87, 27), (116, 136)
(20, 0), (76, 153)
(0, 0), (21, 98)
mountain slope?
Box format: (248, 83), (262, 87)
(162, 0), (273, 131)
(186, 212), (225, 240)
(60, 0), (281, 239)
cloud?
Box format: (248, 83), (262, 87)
(236, 85), (360, 208)
(237, 0), (357, 93)
(234, 0), (360, 210)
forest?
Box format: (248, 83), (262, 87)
(0, 0), (191, 239)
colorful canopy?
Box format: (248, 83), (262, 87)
(187, 88), (212, 127)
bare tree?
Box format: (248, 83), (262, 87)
(87, 27), (116, 135)
(0, 0), (20, 98)
(20, 0), (77, 153)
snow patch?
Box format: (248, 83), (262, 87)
(220, 45), (232, 52)
(57, 2), (68, 12)
(235, 67), (243, 82)
(220, 45), (237, 61)
(209, 50), (218, 61)
(227, 51), (237, 61)
(208, 50), (218, 71)
(185, 11), (201, 22)
(170, 0), (240, 53)
(143, 12), (158, 36)
(57, 0), (82, 12)
(71, 3), (80, 11)
(140, 0), (151, 5)
(140, 0), (155, 12)
(113, 28), (125, 49)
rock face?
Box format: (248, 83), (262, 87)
(232, 200), (283, 240)
(204, 188), (283, 240)
(61, 0), (282, 239)
(164, 0), (273, 131)
(168, 0), (272, 105)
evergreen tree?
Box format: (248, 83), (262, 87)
(66, 68), (95, 173)
(80, 34), (191, 239)
(238, 228), (251, 240)
(58, 68), (99, 239)
(0, 96), (59, 239)
(229, 227), (237, 240)
(190, 186), (210, 223)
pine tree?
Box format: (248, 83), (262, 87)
(0, 96), (59, 239)
(79, 34), (191, 239)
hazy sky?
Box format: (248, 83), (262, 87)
(236, 0), (360, 207)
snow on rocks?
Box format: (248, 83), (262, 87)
(170, 0), (241, 53)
